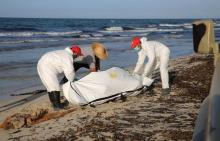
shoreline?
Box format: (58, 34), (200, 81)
(0, 54), (214, 141)
(0, 52), (193, 100)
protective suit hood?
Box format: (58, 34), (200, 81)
(140, 37), (148, 43)
(65, 47), (73, 55)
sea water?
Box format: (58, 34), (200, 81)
(0, 18), (220, 97)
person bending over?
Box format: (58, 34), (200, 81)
(131, 37), (170, 95)
(37, 46), (83, 110)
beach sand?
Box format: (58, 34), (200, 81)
(0, 54), (214, 141)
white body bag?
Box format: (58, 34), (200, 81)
(62, 67), (153, 106)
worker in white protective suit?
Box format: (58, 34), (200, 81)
(131, 37), (170, 95)
(37, 46), (83, 109)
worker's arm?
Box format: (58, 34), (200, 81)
(133, 51), (146, 74)
(143, 47), (156, 77)
(89, 62), (97, 72)
(89, 56), (101, 72)
(95, 56), (100, 71)
(63, 59), (75, 82)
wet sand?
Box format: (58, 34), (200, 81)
(0, 54), (214, 141)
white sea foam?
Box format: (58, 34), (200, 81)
(80, 34), (91, 38)
(105, 26), (123, 31)
(0, 32), (34, 37)
(158, 28), (184, 32)
(99, 26), (184, 34)
(159, 23), (191, 27)
(215, 23), (220, 27)
(215, 27), (220, 31)
(160, 24), (180, 27)
(92, 33), (104, 37)
(0, 31), (82, 37)
(163, 34), (184, 39)
(0, 39), (59, 44)
(43, 31), (82, 36)
(130, 27), (158, 32)
(120, 33), (149, 37)
(131, 28), (184, 33)
(184, 25), (192, 29)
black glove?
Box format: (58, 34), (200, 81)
(60, 76), (68, 84)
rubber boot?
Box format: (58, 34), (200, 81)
(161, 88), (171, 96)
(48, 92), (55, 105)
(48, 91), (65, 110)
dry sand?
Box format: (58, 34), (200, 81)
(0, 54), (214, 141)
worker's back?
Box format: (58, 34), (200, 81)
(141, 38), (170, 58)
(37, 49), (73, 75)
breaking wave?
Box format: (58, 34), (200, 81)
(0, 31), (82, 37)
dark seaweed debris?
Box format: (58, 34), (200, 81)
(47, 55), (214, 141)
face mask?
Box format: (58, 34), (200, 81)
(134, 47), (141, 51)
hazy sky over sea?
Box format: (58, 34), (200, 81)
(0, 0), (219, 19)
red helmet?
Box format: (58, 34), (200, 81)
(131, 37), (141, 48)
(70, 45), (83, 56)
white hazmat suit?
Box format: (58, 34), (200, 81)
(37, 47), (75, 92)
(133, 37), (170, 89)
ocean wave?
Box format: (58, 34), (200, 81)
(99, 27), (156, 33)
(0, 39), (59, 44)
(157, 28), (184, 32)
(215, 27), (220, 31)
(0, 32), (33, 37)
(105, 26), (124, 31)
(130, 27), (158, 32)
(72, 33), (105, 39)
(99, 26), (184, 34)
(80, 34), (91, 38)
(215, 23), (220, 27)
(163, 34), (184, 39)
(92, 33), (104, 37)
(0, 43), (63, 52)
(0, 27), (40, 32)
(159, 23), (191, 27)
(103, 26), (142, 31)
(129, 27), (184, 33)
(44, 31), (82, 36)
(0, 31), (82, 37)
(183, 25), (192, 29)
(118, 33), (150, 37)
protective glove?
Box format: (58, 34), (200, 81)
(60, 76), (68, 84)
(74, 77), (79, 81)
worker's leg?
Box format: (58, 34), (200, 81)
(48, 91), (66, 110)
(159, 50), (170, 90)
(37, 63), (60, 92)
(37, 63), (65, 109)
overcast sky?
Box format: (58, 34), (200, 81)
(0, 0), (219, 19)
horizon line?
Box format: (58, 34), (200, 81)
(0, 16), (218, 20)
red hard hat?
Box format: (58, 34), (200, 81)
(131, 37), (141, 48)
(70, 45), (83, 56)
